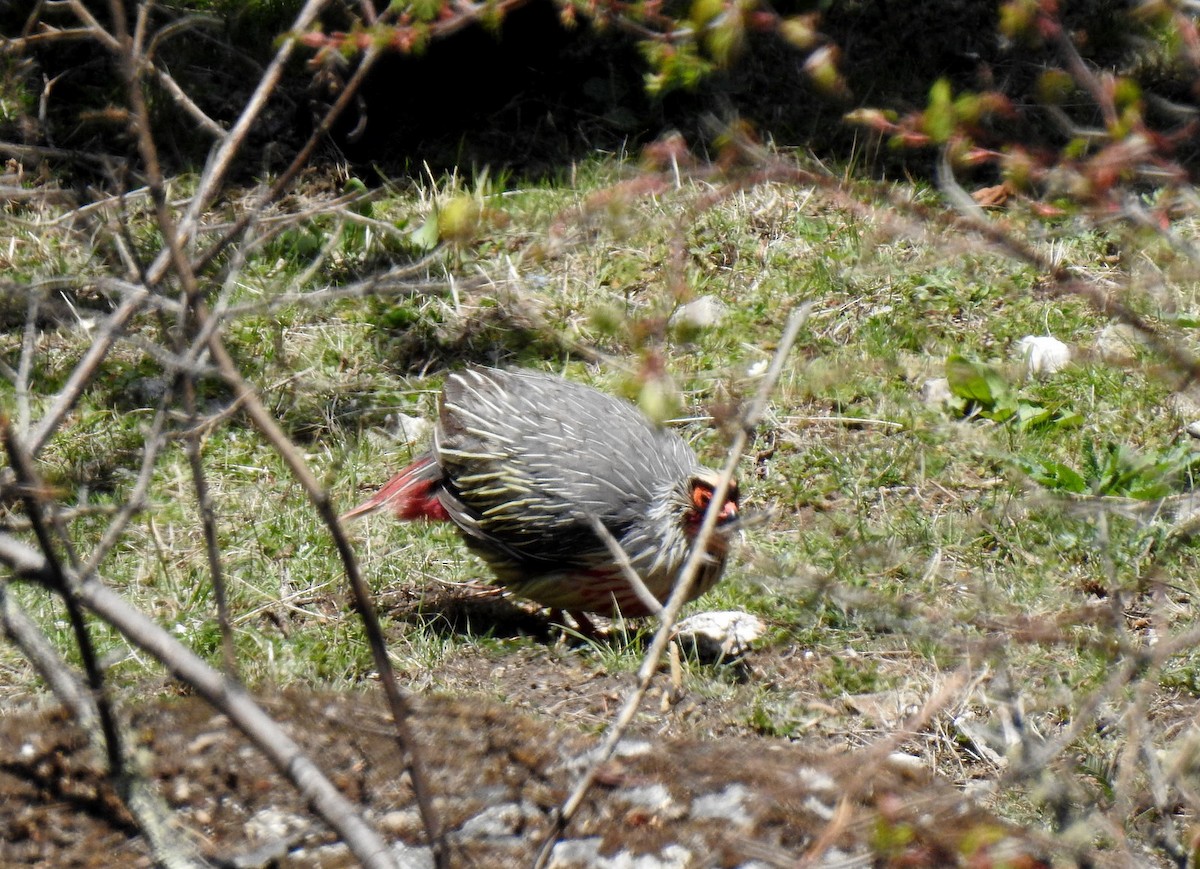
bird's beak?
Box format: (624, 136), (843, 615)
(718, 498), (738, 523)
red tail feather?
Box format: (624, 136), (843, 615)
(341, 454), (450, 522)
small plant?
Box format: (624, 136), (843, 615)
(819, 654), (888, 698)
(944, 355), (1082, 431)
(1019, 440), (1200, 499)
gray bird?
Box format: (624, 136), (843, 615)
(343, 367), (739, 618)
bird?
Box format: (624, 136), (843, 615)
(342, 367), (740, 620)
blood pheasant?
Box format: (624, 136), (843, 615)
(343, 368), (739, 618)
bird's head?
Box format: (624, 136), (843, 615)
(681, 470), (739, 540)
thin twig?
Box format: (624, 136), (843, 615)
(0, 583), (99, 732)
(81, 395), (174, 576)
(14, 290), (39, 435)
(585, 514), (664, 617)
(3, 419), (125, 776)
(202, 323), (446, 866)
(150, 65), (226, 138)
(534, 304), (811, 866)
(143, 0), (330, 286)
(0, 140), (118, 168)
(0, 581), (205, 869)
(224, 268), (468, 317)
(783, 415), (904, 429)
(65, 0), (120, 50)
(109, 0), (236, 688)
(799, 666), (972, 865)
(183, 0), (353, 279)
(184, 390), (237, 678)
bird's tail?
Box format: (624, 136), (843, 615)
(340, 453), (449, 522)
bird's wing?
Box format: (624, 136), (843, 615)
(434, 368), (699, 566)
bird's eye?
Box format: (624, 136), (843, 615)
(691, 483), (713, 511)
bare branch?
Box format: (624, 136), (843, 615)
(536, 304), (811, 865)
(0, 533), (54, 581)
(0, 141), (121, 168)
(183, 382), (237, 678)
(0, 583), (99, 732)
(0, 581), (206, 869)
(3, 419), (125, 776)
(14, 291), (39, 435)
(81, 395), (173, 576)
(0, 532), (405, 869)
(65, 0), (122, 51)
(146, 0), (332, 285)
(150, 65), (226, 139)
(201, 324), (447, 866)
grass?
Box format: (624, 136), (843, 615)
(4, 152), (1200, 861)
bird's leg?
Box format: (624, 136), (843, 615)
(568, 610), (602, 640)
(548, 608), (604, 641)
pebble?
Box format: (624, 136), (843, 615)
(669, 296), (726, 330)
(674, 611), (766, 660)
(919, 377), (952, 407)
(1016, 335), (1071, 377)
(1095, 322), (1142, 364)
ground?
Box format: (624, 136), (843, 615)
(1, 647), (1053, 868)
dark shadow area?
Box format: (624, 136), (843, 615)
(4, 0), (1156, 186)
(0, 724), (140, 852)
(385, 587), (759, 678)
(334, 1), (661, 178)
(389, 588), (560, 642)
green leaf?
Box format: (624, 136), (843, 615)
(406, 0), (443, 22)
(779, 14), (819, 49)
(981, 399), (1017, 423)
(1053, 410), (1084, 429)
(1036, 69), (1075, 105)
(1014, 401), (1053, 430)
(343, 177), (372, 217)
(1026, 460), (1088, 493)
(945, 355), (1011, 409)
(409, 209), (440, 251)
(705, 19), (744, 66)
(922, 78), (955, 144)
(690, 0), (723, 28)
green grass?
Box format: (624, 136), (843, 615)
(4, 153), (1200, 862)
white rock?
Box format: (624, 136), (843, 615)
(1016, 335), (1071, 377)
(884, 752), (927, 774)
(920, 377), (953, 407)
(455, 802), (533, 839)
(674, 611), (765, 659)
(387, 412), (431, 445)
(245, 807), (306, 841)
(390, 842), (435, 869)
(1164, 394), (1200, 441)
(670, 295), (726, 330)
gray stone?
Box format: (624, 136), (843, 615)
(454, 801), (534, 839)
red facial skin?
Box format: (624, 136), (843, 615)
(683, 481), (739, 537)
